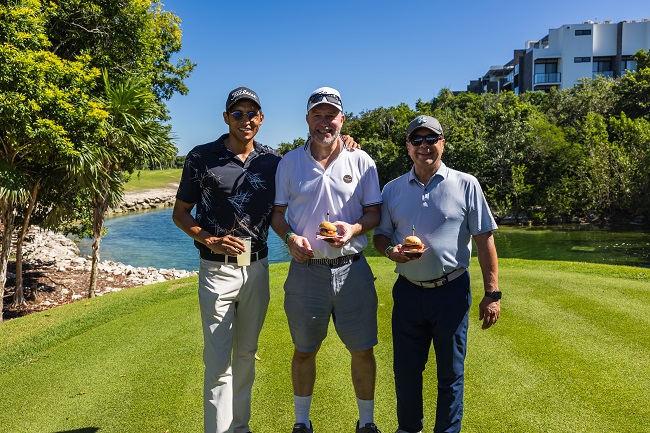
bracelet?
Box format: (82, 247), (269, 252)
(285, 231), (295, 245)
(385, 245), (394, 258)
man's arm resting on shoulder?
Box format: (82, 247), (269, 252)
(474, 230), (500, 329)
(172, 199), (243, 255)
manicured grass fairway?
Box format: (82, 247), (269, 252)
(1, 258), (649, 433)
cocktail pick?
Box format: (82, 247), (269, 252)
(412, 225), (415, 236)
(327, 211), (330, 222)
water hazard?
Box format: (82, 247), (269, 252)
(76, 208), (650, 271)
(76, 207), (291, 271)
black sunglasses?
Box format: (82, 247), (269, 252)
(230, 110), (260, 121)
(308, 93), (342, 106)
(409, 134), (442, 146)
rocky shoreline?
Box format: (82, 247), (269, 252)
(3, 187), (196, 320)
(20, 228), (196, 291)
(107, 187), (177, 215)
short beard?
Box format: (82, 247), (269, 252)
(310, 128), (341, 147)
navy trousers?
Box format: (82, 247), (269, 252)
(392, 272), (471, 433)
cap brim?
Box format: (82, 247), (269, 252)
(308, 101), (342, 112)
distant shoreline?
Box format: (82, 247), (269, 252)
(108, 187), (177, 215)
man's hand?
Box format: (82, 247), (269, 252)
(479, 297), (500, 329)
(386, 244), (421, 263)
(322, 221), (352, 247)
(342, 135), (360, 150)
(286, 234), (314, 262)
(206, 235), (245, 256)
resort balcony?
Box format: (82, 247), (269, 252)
(534, 72), (561, 84)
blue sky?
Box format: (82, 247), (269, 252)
(162, 0), (648, 156)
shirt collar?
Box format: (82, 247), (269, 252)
(212, 133), (266, 156)
(303, 137), (346, 152)
(408, 161), (448, 185)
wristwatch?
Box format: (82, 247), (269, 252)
(484, 290), (502, 300)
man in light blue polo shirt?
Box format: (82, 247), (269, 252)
(373, 115), (502, 433)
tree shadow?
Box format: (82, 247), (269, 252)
(52, 428), (100, 433)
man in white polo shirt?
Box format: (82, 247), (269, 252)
(271, 87), (383, 433)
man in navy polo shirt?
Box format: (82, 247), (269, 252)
(374, 115), (501, 433)
(173, 87), (280, 433)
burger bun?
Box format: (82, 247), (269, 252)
(401, 235), (424, 257)
(319, 221), (338, 237)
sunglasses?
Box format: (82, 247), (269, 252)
(308, 93), (342, 107)
(409, 134), (442, 146)
(230, 110), (260, 121)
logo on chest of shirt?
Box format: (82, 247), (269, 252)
(343, 174), (353, 183)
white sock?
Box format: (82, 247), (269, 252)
(294, 395), (313, 426)
(356, 397), (374, 426)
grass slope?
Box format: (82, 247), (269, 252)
(123, 169), (183, 192)
(1, 258), (649, 433)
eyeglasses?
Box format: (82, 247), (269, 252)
(409, 134), (442, 146)
(230, 110), (260, 121)
(308, 93), (342, 107)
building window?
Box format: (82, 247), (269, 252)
(535, 61), (558, 74)
(593, 57), (614, 78)
(621, 58), (638, 75)
(575, 29), (592, 36)
(574, 57), (591, 63)
(534, 61), (560, 84)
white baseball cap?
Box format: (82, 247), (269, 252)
(307, 87), (343, 112)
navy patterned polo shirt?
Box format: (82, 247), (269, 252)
(176, 133), (282, 257)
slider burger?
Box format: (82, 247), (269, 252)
(401, 235), (424, 253)
(319, 221), (338, 237)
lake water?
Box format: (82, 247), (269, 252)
(76, 207), (290, 270)
(76, 207), (650, 270)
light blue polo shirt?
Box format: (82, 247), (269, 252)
(374, 162), (497, 281)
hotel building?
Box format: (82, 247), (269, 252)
(467, 19), (650, 94)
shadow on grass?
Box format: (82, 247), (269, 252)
(53, 428), (100, 433)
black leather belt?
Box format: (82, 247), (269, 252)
(402, 268), (466, 288)
(200, 247), (268, 263)
(308, 253), (361, 267)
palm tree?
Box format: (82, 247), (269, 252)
(84, 71), (176, 298)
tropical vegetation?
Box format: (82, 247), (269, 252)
(278, 49), (650, 226)
(0, 0), (195, 320)
(2, 0), (649, 325)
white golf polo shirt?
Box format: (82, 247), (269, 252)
(274, 140), (382, 259)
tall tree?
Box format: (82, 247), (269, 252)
(0, 0), (106, 321)
(45, 0), (195, 101)
(614, 50), (650, 121)
(84, 71), (176, 298)
(39, 1), (194, 297)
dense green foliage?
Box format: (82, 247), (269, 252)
(0, 0), (194, 318)
(277, 51), (650, 225)
(1, 258), (649, 432)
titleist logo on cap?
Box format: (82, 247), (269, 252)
(231, 89), (255, 98)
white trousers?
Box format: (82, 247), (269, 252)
(198, 257), (270, 433)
